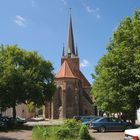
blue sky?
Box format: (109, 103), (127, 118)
(0, 0), (140, 83)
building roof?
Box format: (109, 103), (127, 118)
(74, 71), (91, 88)
(55, 60), (76, 79)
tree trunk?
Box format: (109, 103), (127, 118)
(127, 110), (136, 125)
(50, 101), (51, 119)
(131, 112), (136, 125)
(12, 106), (16, 119)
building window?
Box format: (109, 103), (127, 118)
(58, 87), (62, 107)
(66, 87), (73, 107)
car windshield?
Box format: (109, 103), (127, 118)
(94, 117), (105, 122)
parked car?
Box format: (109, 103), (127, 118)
(89, 117), (132, 132)
(124, 128), (140, 140)
(9, 116), (26, 125)
(73, 116), (82, 121)
(0, 117), (8, 130)
(80, 115), (95, 122)
(82, 116), (101, 126)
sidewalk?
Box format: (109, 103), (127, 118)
(25, 119), (63, 126)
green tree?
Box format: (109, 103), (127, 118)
(0, 45), (56, 118)
(92, 10), (140, 123)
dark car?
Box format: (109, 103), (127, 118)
(9, 116), (26, 126)
(80, 116), (95, 123)
(73, 115), (82, 121)
(82, 116), (101, 126)
(89, 117), (132, 132)
(0, 117), (9, 130)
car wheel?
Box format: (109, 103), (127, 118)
(99, 126), (106, 133)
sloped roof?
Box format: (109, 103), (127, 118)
(55, 60), (76, 79)
(82, 90), (93, 104)
(74, 71), (91, 88)
(55, 61), (91, 87)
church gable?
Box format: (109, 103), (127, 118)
(55, 60), (76, 79)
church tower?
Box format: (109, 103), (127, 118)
(61, 15), (79, 72)
(45, 15), (94, 119)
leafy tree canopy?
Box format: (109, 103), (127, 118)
(92, 10), (140, 123)
(0, 45), (56, 117)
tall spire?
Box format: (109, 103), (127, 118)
(66, 11), (75, 55)
(62, 43), (65, 56)
(76, 44), (78, 56)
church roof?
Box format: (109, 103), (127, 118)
(55, 60), (76, 79)
(74, 71), (91, 88)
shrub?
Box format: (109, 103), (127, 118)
(63, 119), (81, 138)
(32, 119), (92, 140)
(32, 125), (58, 140)
(64, 119), (81, 130)
(32, 126), (47, 140)
(79, 125), (91, 140)
(55, 127), (70, 139)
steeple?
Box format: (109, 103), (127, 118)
(62, 44), (65, 57)
(76, 46), (78, 56)
(66, 14), (75, 56)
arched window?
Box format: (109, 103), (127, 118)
(85, 110), (88, 115)
(58, 87), (62, 107)
(66, 87), (73, 107)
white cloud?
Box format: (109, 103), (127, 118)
(86, 6), (94, 13)
(13, 15), (26, 27)
(60, 0), (67, 5)
(80, 59), (90, 68)
(83, 4), (101, 19)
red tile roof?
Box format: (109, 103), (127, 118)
(55, 60), (90, 88)
(55, 60), (76, 79)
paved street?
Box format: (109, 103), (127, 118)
(0, 120), (63, 140)
(0, 129), (125, 140)
(0, 130), (32, 140)
(25, 119), (63, 126)
(0, 120), (126, 140)
(89, 129), (124, 140)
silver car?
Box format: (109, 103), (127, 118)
(124, 128), (140, 140)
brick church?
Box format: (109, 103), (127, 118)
(45, 15), (94, 119)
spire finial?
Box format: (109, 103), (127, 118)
(69, 8), (72, 16)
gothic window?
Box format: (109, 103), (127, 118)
(85, 110), (88, 115)
(66, 87), (73, 107)
(58, 87), (62, 107)
(75, 95), (78, 104)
